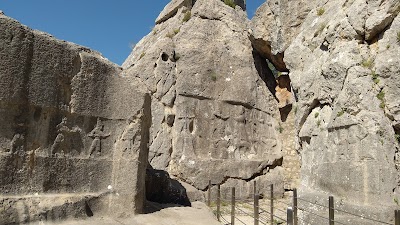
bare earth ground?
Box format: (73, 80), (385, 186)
(27, 202), (221, 225)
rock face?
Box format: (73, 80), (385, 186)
(0, 14), (151, 223)
(1, 0), (399, 224)
(252, 0), (400, 223)
(123, 0), (286, 199)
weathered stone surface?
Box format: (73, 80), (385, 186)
(251, 0), (316, 71)
(266, 0), (400, 221)
(0, 14), (150, 223)
(123, 0), (285, 199)
(156, 0), (193, 24)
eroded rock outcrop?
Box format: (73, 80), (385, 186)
(252, 0), (400, 223)
(0, 14), (151, 223)
(123, 0), (286, 198)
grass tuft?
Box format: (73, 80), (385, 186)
(182, 11), (191, 22)
(139, 52), (146, 60)
(361, 58), (374, 69)
(317, 8), (325, 16)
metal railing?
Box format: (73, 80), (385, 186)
(207, 180), (400, 225)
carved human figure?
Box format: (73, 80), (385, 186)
(88, 118), (110, 157)
(10, 133), (25, 168)
(51, 117), (72, 156)
(10, 133), (25, 154)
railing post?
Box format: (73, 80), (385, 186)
(217, 184), (221, 222)
(287, 207), (294, 225)
(231, 187), (235, 225)
(395, 210), (400, 225)
(271, 184), (274, 225)
(207, 180), (211, 207)
(254, 193), (259, 225)
(254, 180), (257, 196)
(329, 196), (334, 225)
(293, 188), (298, 225)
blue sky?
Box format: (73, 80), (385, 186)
(1, 0), (264, 65)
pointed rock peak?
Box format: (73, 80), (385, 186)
(156, 0), (193, 24)
(0, 10), (4, 15)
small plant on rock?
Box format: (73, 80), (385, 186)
(174, 28), (180, 35)
(317, 120), (321, 127)
(377, 90), (385, 109)
(314, 23), (327, 37)
(139, 52), (146, 60)
(397, 31), (400, 43)
(224, 0), (236, 8)
(395, 134), (400, 143)
(361, 58), (374, 68)
(210, 72), (218, 81)
(317, 8), (325, 16)
(314, 112), (319, 118)
(182, 11), (191, 22)
(371, 71), (380, 84)
(337, 108), (346, 117)
(277, 124), (284, 133)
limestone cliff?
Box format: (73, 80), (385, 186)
(0, 0), (399, 224)
(123, 0), (286, 199)
(252, 0), (400, 223)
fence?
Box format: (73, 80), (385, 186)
(207, 181), (400, 225)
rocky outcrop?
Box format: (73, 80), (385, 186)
(1, 0), (399, 224)
(123, 0), (285, 198)
(252, 0), (400, 223)
(0, 14), (150, 223)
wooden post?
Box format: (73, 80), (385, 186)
(395, 210), (400, 225)
(231, 187), (235, 225)
(254, 193), (259, 225)
(287, 207), (294, 225)
(293, 188), (298, 225)
(217, 184), (221, 222)
(271, 184), (274, 225)
(329, 196), (334, 225)
(254, 180), (257, 196)
(207, 180), (211, 207)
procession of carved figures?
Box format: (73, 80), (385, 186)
(2, 117), (111, 160)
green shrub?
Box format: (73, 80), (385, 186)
(166, 32), (175, 39)
(317, 8), (325, 16)
(182, 11), (191, 22)
(314, 112), (319, 118)
(386, 44), (391, 49)
(224, 0), (236, 8)
(317, 120), (321, 127)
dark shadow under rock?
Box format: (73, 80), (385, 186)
(146, 167), (191, 208)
